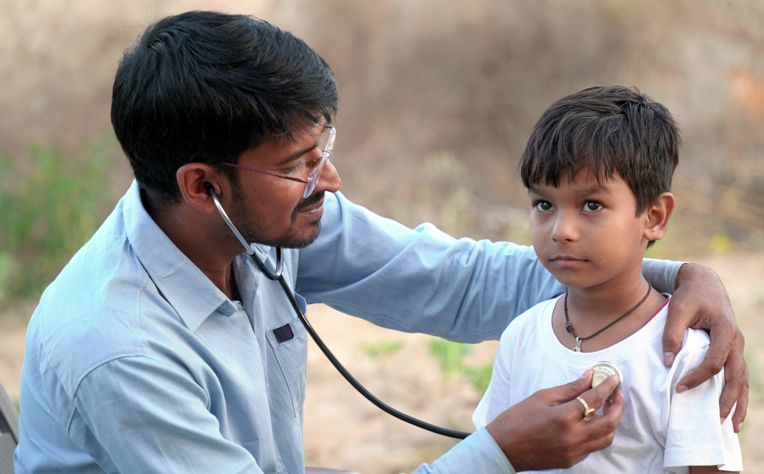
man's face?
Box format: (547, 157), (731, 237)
(528, 169), (649, 290)
(226, 120), (342, 248)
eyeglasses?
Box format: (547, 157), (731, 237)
(223, 125), (336, 198)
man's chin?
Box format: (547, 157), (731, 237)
(275, 219), (322, 249)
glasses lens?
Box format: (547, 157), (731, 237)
(317, 127), (332, 155)
(303, 126), (335, 198)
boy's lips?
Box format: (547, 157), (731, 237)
(550, 255), (588, 269)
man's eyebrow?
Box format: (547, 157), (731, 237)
(273, 140), (319, 166)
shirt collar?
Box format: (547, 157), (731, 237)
(122, 180), (238, 330)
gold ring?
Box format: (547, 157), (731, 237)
(575, 396), (596, 421)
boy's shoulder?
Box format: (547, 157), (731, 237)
(673, 325), (712, 369)
(500, 296), (561, 343)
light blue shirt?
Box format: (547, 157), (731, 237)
(15, 181), (680, 473)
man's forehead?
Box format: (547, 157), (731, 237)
(243, 119), (325, 163)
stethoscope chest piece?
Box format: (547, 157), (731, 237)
(589, 362), (623, 399)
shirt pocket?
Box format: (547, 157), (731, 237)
(265, 311), (308, 417)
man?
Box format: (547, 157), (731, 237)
(15, 11), (746, 474)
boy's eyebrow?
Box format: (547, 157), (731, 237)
(526, 184), (615, 196)
(575, 185), (614, 196)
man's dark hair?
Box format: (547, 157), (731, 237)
(519, 85), (681, 215)
(111, 11), (339, 204)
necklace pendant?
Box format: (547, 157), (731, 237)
(565, 320), (574, 334)
(574, 337), (582, 353)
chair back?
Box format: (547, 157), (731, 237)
(0, 381), (18, 474)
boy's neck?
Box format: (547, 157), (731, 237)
(553, 266), (668, 353)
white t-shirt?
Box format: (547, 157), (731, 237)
(473, 296), (742, 473)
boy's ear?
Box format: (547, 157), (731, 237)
(643, 192), (675, 242)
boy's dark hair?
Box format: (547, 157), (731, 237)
(111, 11), (339, 204)
(520, 85), (680, 215)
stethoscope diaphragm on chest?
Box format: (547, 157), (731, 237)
(589, 362), (623, 399)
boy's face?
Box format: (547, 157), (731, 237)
(528, 169), (653, 290)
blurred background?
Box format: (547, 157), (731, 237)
(0, 0), (762, 472)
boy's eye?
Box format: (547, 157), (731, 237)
(583, 201), (602, 212)
(534, 201), (553, 212)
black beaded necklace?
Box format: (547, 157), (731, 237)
(564, 284), (652, 352)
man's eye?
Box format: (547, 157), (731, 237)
(306, 157), (321, 169)
(534, 201), (553, 212)
(583, 201), (602, 212)
(280, 164), (301, 174)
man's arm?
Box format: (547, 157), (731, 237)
(297, 191), (564, 342)
(300, 193), (747, 426)
(73, 356), (264, 473)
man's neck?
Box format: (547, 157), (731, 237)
(142, 190), (242, 300)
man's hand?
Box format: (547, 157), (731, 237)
(663, 263), (748, 432)
(486, 371), (623, 471)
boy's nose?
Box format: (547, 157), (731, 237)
(551, 212), (579, 243)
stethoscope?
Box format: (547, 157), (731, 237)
(206, 183), (470, 440)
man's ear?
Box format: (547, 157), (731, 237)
(643, 192), (676, 242)
(176, 163), (224, 214)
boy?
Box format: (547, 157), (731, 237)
(473, 86), (742, 473)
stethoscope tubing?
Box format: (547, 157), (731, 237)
(207, 185), (470, 440)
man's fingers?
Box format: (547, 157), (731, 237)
(544, 370), (593, 404)
(662, 296), (693, 366)
(566, 374), (620, 418)
(676, 330), (733, 392)
(731, 379), (748, 433)
(487, 377), (624, 471)
(720, 333), (748, 432)
(578, 392), (623, 446)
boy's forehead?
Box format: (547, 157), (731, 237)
(528, 168), (622, 192)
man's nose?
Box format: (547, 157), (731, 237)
(551, 211), (579, 243)
(316, 161), (341, 194)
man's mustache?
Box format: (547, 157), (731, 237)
(292, 191), (325, 215)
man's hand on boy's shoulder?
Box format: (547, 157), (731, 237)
(662, 263), (748, 432)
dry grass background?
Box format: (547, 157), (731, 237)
(1, 0), (763, 472)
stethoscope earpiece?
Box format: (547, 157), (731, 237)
(204, 182), (216, 196)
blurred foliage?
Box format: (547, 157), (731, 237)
(428, 340), (471, 380)
(461, 364), (494, 394)
(428, 339), (494, 393)
(359, 340), (404, 360)
(0, 139), (119, 304)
